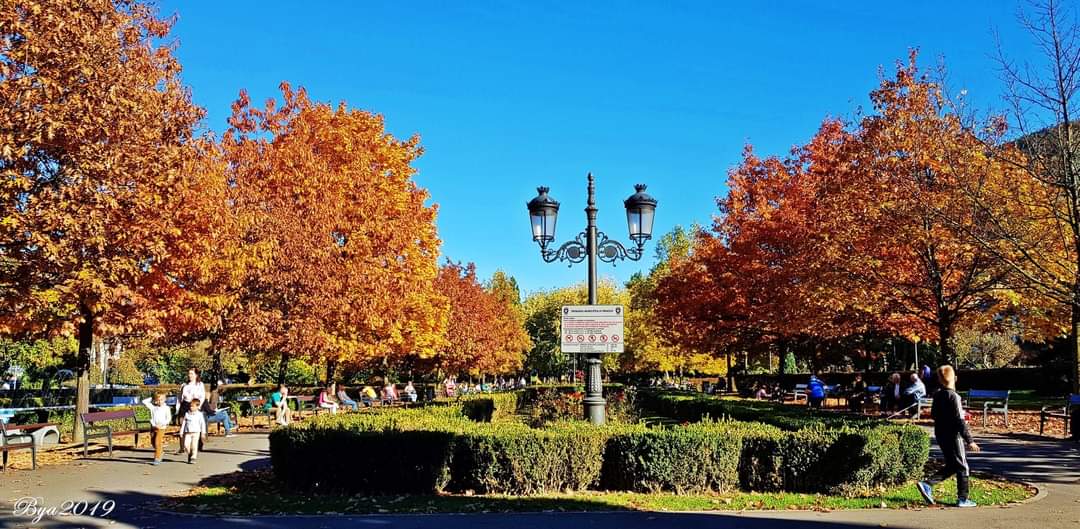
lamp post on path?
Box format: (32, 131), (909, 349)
(527, 173), (657, 425)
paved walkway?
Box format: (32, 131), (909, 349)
(1, 431), (1077, 529)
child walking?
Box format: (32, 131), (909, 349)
(179, 398), (207, 464)
(142, 392), (172, 465)
(918, 365), (980, 507)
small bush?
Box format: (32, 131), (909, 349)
(459, 392), (519, 422)
(601, 421), (744, 493)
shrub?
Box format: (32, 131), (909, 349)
(269, 408), (609, 495)
(459, 392), (519, 422)
(601, 421), (744, 493)
(635, 390), (930, 493)
(449, 422), (608, 494)
(269, 391), (929, 496)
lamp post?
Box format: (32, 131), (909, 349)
(527, 173), (657, 424)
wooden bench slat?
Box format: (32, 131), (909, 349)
(82, 410), (136, 422)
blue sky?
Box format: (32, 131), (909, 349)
(157, 0), (1039, 295)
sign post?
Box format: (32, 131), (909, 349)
(561, 305), (624, 354)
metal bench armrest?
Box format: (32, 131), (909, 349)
(2, 432), (34, 444)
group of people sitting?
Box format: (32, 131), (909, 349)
(750, 370), (930, 415)
(316, 381), (418, 414)
(261, 380), (419, 425)
(442, 376), (526, 397)
(880, 371), (928, 414)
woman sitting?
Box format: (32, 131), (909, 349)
(318, 383), (340, 414)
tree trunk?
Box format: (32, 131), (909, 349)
(725, 350), (735, 393)
(1072, 299), (1080, 394)
(937, 316), (956, 368)
(209, 343), (222, 393)
(326, 359), (337, 385)
(73, 304), (94, 443)
(276, 351), (290, 384)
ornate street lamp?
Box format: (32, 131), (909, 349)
(526, 173), (657, 425)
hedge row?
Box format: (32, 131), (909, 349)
(268, 409), (611, 495)
(269, 400), (929, 496)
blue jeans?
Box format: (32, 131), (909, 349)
(340, 398), (359, 411)
(206, 409), (233, 433)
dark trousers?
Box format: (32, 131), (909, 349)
(1071, 411), (1079, 441)
(929, 430), (970, 501)
(808, 396), (824, 409)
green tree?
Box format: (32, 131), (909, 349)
(521, 279), (628, 377)
(949, 328), (1020, 369)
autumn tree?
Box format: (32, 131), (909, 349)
(221, 84), (448, 382)
(522, 280), (628, 377)
(622, 226), (725, 375)
(0, 0), (205, 440)
(435, 262), (528, 377)
(811, 53), (1015, 364)
(940, 0), (1080, 391)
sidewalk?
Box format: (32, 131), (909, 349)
(1, 431), (1076, 529)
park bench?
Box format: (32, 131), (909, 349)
(1, 420), (38, 470)
(1040, 394), (1080, 437)
(79, 409), (150, 457)
(965, 389), (1010, 428)
(92, 396), (138, 408)
(790, 384), (808, 403)
(292, 395), (318, 416)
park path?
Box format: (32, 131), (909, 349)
(0, 430), (1077, 529)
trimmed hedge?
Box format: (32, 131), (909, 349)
(458, 392), (519, 422)
(269, 409), (614, 494)
(269, 392), (929, 496)
(601, 421), (748, 493)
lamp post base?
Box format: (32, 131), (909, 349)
(583, 354), (605, 425)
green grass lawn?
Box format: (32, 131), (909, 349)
(163, 469), (1033, 515)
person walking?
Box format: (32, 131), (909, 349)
(918, 365), (980, 507)
(142, 392), (172, 465)
(179, 398), (207, 464)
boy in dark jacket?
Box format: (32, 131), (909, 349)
(918, 365), (980, 507)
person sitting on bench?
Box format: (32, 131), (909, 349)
(267, 384), (291, 425)
(382, 382), (398, 405)
(202, 393), (236, 437)
(848, 374), (867, 412)
(318, 383), (340, 414)
(336, 386), (359, 411)
(902, 372), (927, 414)
(360, 385), (378, 407)
(881, 373), (902, 412)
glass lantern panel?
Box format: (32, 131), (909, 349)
(626, 209), (641, 238)
(639, 207), (655, 239)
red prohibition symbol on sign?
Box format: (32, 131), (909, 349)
(611, 335), (620, 342)
(588, 335), (597, 342)
(600, 335), (608, 342)
(565, 335), (573, 342)
(577, 335), (585, 342)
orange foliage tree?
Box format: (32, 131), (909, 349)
(0, 0), (205, 439)
(220, 84), (448, 382)
(435, 262), (529, 378)
(654, 53), (1034, 374)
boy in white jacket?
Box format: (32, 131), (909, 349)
(142, 393), (172, 465)
(179, 398), (207, 464)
